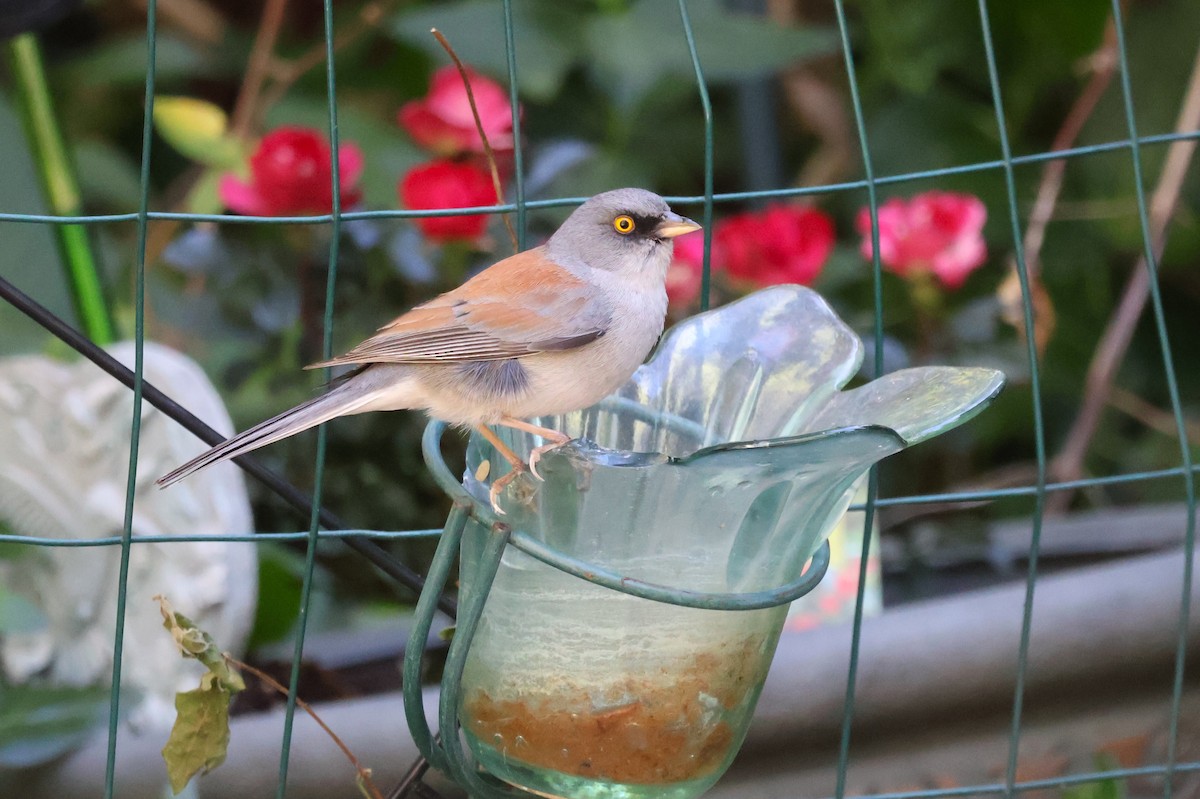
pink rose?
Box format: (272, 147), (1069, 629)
(399, 159), (496, 243)
(220, 126), (363, 216)
(399, 65), (516, 156)
(857, 191), (987, 289)
(713, 204), (834, 288)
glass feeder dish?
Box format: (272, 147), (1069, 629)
(405, 285), (1005, 799)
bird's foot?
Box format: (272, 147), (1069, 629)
(528, 434), (573, 482)
(488, 466), (524, 515)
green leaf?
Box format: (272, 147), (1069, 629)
(855, 0), (973, 96)
(156, 596), (247, 793)
(0, 518), (28, 560)
(74, 141), (141, 212)
(161, 685), (233, 795)
(389, 0), (583, 102)
(187, 168), (227, 215)
(246, 544), (305, 648)
(864, 93), (998, 178)
(0, 588), (46, 635)
(72, 139), (144, 209)
(156, 596), (245, 692)
(1062, 773), (1124, 799)
(585, 0), (837, 106)
(54, 34), (229, 87)
(154, 97), (246, 169)
(0, 683), (109, 768)
(1062, 754), (1126, 799)
(0, 95), (74, 355)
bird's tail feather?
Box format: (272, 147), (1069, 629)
(156, 382), (382, 488)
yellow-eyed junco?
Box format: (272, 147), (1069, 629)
(157, 188), (701, 509)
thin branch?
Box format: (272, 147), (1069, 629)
(998, 21), (1119, 358)
(1048, 38), (1200, 510)
(133, 0), (227, 47)
(230, 0), (290, 137)
(144, 0), (286, 290)
(227, 655), (386, 799)
(145, 0), (285, 304)
(1021, 21), (1119, 280)
(258, 0), (406, 121)
(1108, 386), (1200, 444)
(431, 28), (519, 254)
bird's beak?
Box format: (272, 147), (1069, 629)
(654, 212), (702, 239)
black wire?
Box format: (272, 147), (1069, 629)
(0, 273), (458, 619)
(387, 735), (443, 799)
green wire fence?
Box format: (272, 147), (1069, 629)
(0, 0), (1197, 798)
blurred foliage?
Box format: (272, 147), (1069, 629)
(1061, 755), (1126, 799)
(1, 0), (1199, 637)
(0, 680), (110, 769)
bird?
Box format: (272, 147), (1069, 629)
(157, 188), (701, 510)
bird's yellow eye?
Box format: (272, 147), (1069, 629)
(613, 214), (636, 235)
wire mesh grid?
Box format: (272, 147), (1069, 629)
(0, 0), (1197, 798)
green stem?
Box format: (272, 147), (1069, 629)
(5, 33), (115, 345)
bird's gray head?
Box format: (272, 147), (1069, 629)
(547, 188), (701, 275)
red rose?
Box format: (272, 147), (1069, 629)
(713, 204), (834, 288)
(857, 191), (987, 289)
(665, 229), (707, 307)
(219, 126), (363, 216)
(399, 65), (515, 156)
(399, 159), (496, 242)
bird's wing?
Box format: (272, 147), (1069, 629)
(307, 247), (612, 368)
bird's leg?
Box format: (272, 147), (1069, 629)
(473, 424), (528, 514)
(497, 417), (573, 482)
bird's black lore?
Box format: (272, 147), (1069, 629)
(633, 213), (664, 234)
